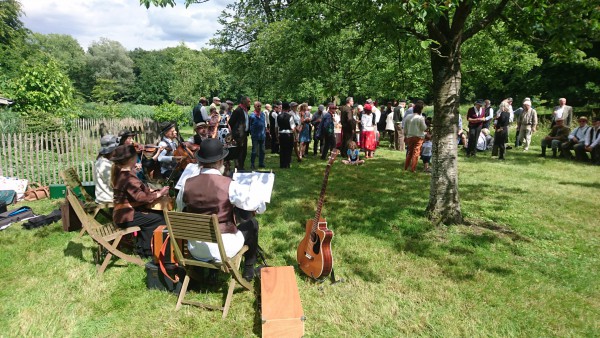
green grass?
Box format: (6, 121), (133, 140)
(0, 127), (598, 337)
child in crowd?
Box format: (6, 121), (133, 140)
(421, 128), (433, 173)
(342, 141), (365, 165)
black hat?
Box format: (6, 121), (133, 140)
(159, 121), (176, 135)
(109, 145), (137, 163)
(474, 99), (484, 105)
(118, 129), (139, 138)
(282, 102), (290, 110)
(195, 138), (229, 163)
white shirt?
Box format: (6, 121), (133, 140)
(270, 111), (279, 129)
(361, 113), (375, 131)
(554, 106), (564, 120)
(372, 107), (381, 124)
(176, 167), (266, 262)
(568, 125), (590, 142)
(200, 106), (209, 122)
(585, 127), (600, 148)
(385, 111), (395, 130)
(93, 157), (113, 203)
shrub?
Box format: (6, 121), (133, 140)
(153, 102), (189, 126)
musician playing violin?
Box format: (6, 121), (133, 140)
(111, 145), (170, 258)
(157, 122), (184, 180)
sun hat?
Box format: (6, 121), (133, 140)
(99, 135), (118, 155)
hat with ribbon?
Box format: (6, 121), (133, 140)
(99, 135), (118, 155)
(109, 144), (138, 163)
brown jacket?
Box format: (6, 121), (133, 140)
(547, 125), (571, 142)
(113, 169), (158, 224)
(182, 174), (238, 234)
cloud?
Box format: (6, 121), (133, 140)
(19, 0), (233, 51)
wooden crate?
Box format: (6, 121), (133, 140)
(261, 266), (305, 338)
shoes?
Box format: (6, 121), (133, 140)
(538, 154), (546, 157)
(498, 157), (505, 161)
(243, 265), (255, 282)
(506, 145), (513, 150)
(258, 164), (266, 168)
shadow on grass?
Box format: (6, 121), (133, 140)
(64, 241), (86, 262)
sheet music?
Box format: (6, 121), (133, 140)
(232, 172), (275, 204)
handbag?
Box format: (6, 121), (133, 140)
(24, 183), (50, 201)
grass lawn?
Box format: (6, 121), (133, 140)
(0, 127), (598, 337)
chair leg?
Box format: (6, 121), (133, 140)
(176, 274), (191, 311)
(97, 235), (122, 275)
(79, 227), (87, 238)
(222, 276), (237, 319)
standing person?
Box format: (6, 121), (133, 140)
(94, 135), (118, 204)
(539, 118), (570, 158)
(517, 99), (538, 151)
(290, 102), (302, 162)
(217, 102), (231, 145)
(320, 103), (337, 160)
(552, 98), (573, 127)
(466, 99), (485, 157)
(403, 103), (427, 172)
(340, 97), (356, 157)
(229, 96), (251, 170)
(385, 102), (395, 147)
(157, 122), (183, 180)
(249, 101), (267, 169)
(512, 99), (526, 148)
(277, 102), (296, 168)
(192, 97), (208, 124)
(209, 97), (221, 113)
(359, 104), (377, 159)
(483, 99), (494, 129)
(111, 145), (170, 258)
(562, 116), (591, 160)
(269, 101), (281, 154)
(298, 104), (312, 159)
(393, 100), (406, 151)
(493, 101), (511, 160)
(421, 130), (432, 173)
(207, 106), (220, 139)
(311, 105), (324, 156)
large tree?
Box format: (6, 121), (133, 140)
(85, 38), (135, 100)
(143, 0), (600, 225)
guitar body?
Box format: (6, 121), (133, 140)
(297, 218), (334, 279)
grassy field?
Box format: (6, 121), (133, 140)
(0, 126), (598, 337)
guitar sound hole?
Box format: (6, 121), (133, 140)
(311, 233), (321, 255)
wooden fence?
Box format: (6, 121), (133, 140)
(0, 118), (160, 186)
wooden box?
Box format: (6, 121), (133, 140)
(261, 266), (305, 338)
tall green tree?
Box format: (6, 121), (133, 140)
(166, 44), (220, 105)
(85, 38), (135, 100)
(130, 48), (174, 105)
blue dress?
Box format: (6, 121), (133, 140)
(299, 121), (312, 143)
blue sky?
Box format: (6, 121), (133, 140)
(20, 0), (234, 51)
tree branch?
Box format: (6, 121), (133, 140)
(463, 0), (510, 41)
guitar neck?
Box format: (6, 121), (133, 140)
(312, 150), (338, 232)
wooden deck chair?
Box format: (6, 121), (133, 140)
(60, 167), (113, 236)
(66, 192), (144, 275)
(163, 210), (254, 318)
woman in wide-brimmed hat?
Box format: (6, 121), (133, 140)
(110, 144), (170, 258)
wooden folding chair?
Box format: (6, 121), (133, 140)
(66, 192), (144, 275)
(61, 167), (113, 236)
(163, 210), (253, 319)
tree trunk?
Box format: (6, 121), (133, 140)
(426, 39), (464, 225)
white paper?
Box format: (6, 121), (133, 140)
(232, 172), (275, 204)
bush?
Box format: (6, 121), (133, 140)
(153, 102), (190, 127)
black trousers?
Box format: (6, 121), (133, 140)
(270, 129), (279, 153)
(467, 125), (482, 155)
(234, 135), (248, 170)
(237, 217), (259, 267)
(494, 129), (508, 159)
(321, 131), (336, 160)
(279, 133), (294, 168)
(118, 210), (164, 257)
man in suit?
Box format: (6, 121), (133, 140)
(466, 99), (485, 157)
(229, 96), (251, 170)
(552, 98), (573, 127)
(340, 97), (355, 157)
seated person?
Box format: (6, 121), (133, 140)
(342, 141), (365, 165)
(157, 122), (183, 180)
(93, 135), (118, 204)
(539, 118), (570, 158)
(576, 116), (600, 164)
(476, 128), (493, 152)
(562, 116), (590, 160)
(188, 122), (209, 146)
(176, 138), (264, 281)
(111, 145), (170, 257)
(457, 114), (467, 148)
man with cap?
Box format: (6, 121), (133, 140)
(94, 135), (118, 204)
(539, 118), (570, 158)
(193, 97), (208, 124)
(517, 99), (538, 151)
(229, 96), (251, 170)
(210, 97), (221, 114)
(157, 122), (183, 180)
(562, 116), (590, 160)
(277, 102), (296, 168)
(176, 138), (263, 281)
(466, 99), (485, 157)
(189, 122), (209, 146)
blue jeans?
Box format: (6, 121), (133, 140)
(251, 138), (265, 167)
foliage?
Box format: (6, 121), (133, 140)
(129, 48), (174, 105)
(1, 140), (599, 336)
(0, 0), (26, 46)
(9, 57), (75, 116)
(152, 101), (189, 126)
(85, 38), (135, 100)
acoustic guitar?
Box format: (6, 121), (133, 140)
(297, 149), (339, 279)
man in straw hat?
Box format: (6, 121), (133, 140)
(562, 116), (590, 160)
(176, 138), (264, 281)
